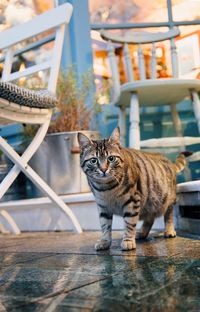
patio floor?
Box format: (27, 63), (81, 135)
(0, 230), (200, 312)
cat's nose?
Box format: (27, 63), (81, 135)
(101, 165), (108, 174)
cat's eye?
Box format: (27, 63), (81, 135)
(107, 156), (116, 163)
(90, 158), (98, 165)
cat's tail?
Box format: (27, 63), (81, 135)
(174, 151), (193, 173)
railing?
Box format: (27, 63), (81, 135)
(90, 0), (200, 30)
(91, 19), (200, 31)
(0, 0), (199, 74)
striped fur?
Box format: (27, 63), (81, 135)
(175, 151), (193, 173)
(78, 127), (189, 251)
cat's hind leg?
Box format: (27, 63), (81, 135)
(164, 205), (176, 238)
(95, 204), (113, 251)
(136, 218), (154, 239)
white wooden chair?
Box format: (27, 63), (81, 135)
(0, 3), (82, 234)
(100, 29), (200, 157)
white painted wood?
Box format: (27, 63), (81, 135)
(119, 78), (200, 107)
(2, 48), (14, 82)
(151, 43), (157, 79)
(186, 151), (200, 162)
(0, 106), (51, 124)
(170, 103), (183, 137)
(170, 38), (179, 77)
(0, 223), (8, 234)
(101, 28), (180, 44)
(129, 93), (140, 149)
(123, 43), (134, 82)
(0, 193), (98, 232)
(191, 89), (200, 133)
(0, 119), (51, 199)
(142, 147), (182, 154)
(7, 61), (51, 82)
(0, 100), (50, 115)
(0, 192), (95, 208)
(101, 28), (200, 163)
(0, 137), (82, 233)
(0, 210), (20, 234)
(54, 0), (59, 7)
(140, 136), (200, 148)
(21, 106), (49, 115)
(0, 3), (84, 234)
(107, 41), (121, 102)
(48, 25), (65, 93)
(0, 3), (73, 50)
(177, 180), (200, 193)
(0, 98), (9, 107)
(118, 106), (126, 146)
(137, 44), (146, 80)
(101, 27), (200, 196)
(0, 192), (167, 232)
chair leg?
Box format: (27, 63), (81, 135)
(0, 221), (9, 234)
(170, 103), (191, 181)
(0, 137), (83, 234)
(129, 92), (140, 149)
(0, 120), (51, 199)
(118, 106), (126, 146)
(191, 89), (200, 134)
(170, 103), (183, 137)
(0, 210), (20, 234)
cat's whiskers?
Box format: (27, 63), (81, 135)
(113, 175), (120, 184)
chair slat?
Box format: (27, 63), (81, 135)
(170, 38), (179, 78)
(0, 3), (73, 50)
(0, 107), (50, 124)
(1, 48), (14, 82)
(123, 43), (134, 82)
(0, 98), (10, 107)
(150, 43), (157, 79)
(107, 41), (121, 102)
(140, 136), (200, 148)
(20, 105), (49, 115)
(137, 44), (146, 80)
(7, 61), (51, 82)
(48, 25), (65, 93)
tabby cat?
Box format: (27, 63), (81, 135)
(78, 127), (189, 251)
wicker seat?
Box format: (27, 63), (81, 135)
(0, 82), (56, 109)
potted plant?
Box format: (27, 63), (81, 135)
(27, 66), (100, 196)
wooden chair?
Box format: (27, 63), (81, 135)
(0, 4), (82, 234)
(100, 28), (200, 155)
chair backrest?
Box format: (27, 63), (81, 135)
(100, 28), (180, 100)
(0, 3), (73, 94)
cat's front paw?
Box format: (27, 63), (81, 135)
(121, 239), (136, 251)
(95, 239), (111, 251)
(164, 229), (176, 238)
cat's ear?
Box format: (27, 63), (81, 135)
(77, 132), (92, 149)
(109, 127), (120, 145)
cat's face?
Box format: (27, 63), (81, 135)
(78, 127), (124, 183)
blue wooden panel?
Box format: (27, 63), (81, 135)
(59, 0), (93, 80)
(0, 123), (23, 136)
(0, 123), (24, 151)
